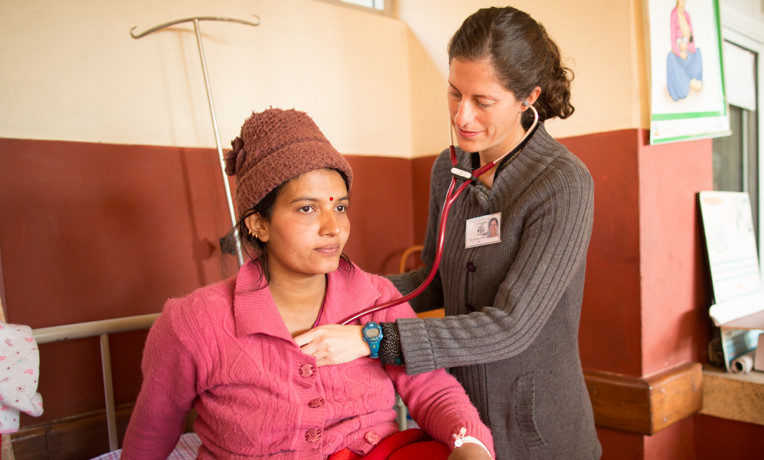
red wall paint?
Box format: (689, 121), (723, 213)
(0, 139), (240, 423)
(343, 155), (416, 275)
(0, 139), (416, 423)
(695, 415), (764, 458)
(0, 139), (238, 329)
(567, 130), (715, 458)
(411, 156), (437, 244)
(596, 426), (644, 460)
(560, 129), (643, 376)
(2, 134), (754, 458)
(644, 416), (696, 459)
(637, 134), (713, 375)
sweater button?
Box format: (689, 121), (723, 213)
(364, 431), (380, 445)
(299, 363), (315, 378)
(305, 428), (321, 443)
(466, 261), (476, 272)
(308, 397), (325, 408)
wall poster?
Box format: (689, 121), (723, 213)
(647, 0), (730, 144)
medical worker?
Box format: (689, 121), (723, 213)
(296, 6), (601, 458)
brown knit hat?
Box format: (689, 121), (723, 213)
(224, 108), (353, 218)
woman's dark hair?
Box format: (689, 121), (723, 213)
(448, 6), (574, 121)
(234, 169), (353, 287)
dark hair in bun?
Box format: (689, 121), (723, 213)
(448, 6), (574, 121)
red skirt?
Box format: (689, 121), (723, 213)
(328, 429), (450, 460)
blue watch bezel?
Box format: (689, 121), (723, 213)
(362, 321), (384, 358)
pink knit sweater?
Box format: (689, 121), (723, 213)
(121, 260), (493, 459)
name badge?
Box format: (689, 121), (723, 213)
(465, 212), (501, 249)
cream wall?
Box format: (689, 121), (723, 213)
(12, 1), (744, 159)
(0, 0), (412, 157)
(722, 0), (764, 43)
(398, 0), (649, 156)
(723, 0), (764, 24)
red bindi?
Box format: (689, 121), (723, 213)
(329, 197), (333, 201)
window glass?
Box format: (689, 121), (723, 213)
(712, 41), (759, 244)
(340, 0), (385, 10)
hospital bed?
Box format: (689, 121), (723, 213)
(1, 312), (201, 459)
(9, 313), (415, 459)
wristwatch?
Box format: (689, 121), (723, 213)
(361, 321), (384, 358)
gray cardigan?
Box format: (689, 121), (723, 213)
(387, 124), (601, 459)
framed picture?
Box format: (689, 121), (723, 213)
(647, 0), (730, 144)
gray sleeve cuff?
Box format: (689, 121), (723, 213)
(396, 317), (436, 375)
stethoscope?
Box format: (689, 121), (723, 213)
(339, 102), (540, 325)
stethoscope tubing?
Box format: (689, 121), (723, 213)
(339, 105), (539, 325)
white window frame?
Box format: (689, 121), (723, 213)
(313, 0), (394, 16)
(721, 5), (764, 277)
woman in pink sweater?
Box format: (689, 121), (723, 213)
(666, 0), (703, 100)
(121, 108), (493, 459)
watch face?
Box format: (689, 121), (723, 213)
(365, 328), (380, 339)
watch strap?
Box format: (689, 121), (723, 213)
(379, 322), (404, 365)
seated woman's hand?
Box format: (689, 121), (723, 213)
(448, 443), (493, 460)
(294, 324), (370, 366)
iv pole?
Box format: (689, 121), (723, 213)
(130, 16), (261, 267)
